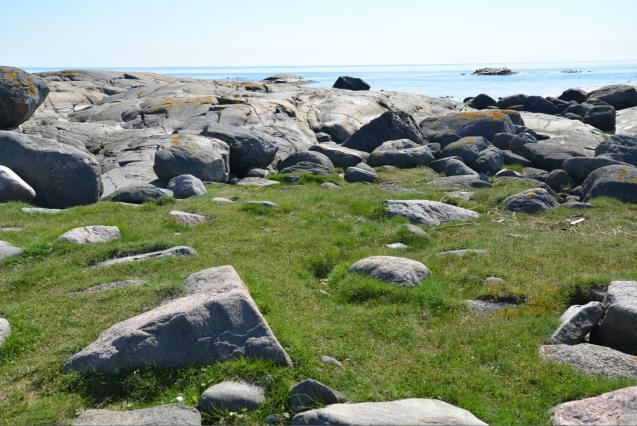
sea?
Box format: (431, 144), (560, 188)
(26, 61), (637, 101)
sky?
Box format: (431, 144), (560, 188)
(2, 0), (636, 68)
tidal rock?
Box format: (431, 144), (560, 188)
(349, 256), (430, 287)
(170, 210), (209, 226)
(72, 405), (202, 426)
(540, 344), (637, 379)
(153, 134), (230, 182)
(497, 94), (528, 109)
(549, 302), (604, 344)
(563, 156), (629, 183)
(0, 165), (35, 203)
(103, 184), (173, 204)
(65, 265), (292, 373)
(0, 131), (102, 208)
(0, 66), (49, 129)
(0, 240), (23, 261)
(309, 143), (369, 168)
(581, 165), (637, 203)
(333, 76), (371, 91)
(551, 386), (637, 426)
(289, 379), (343, 411)
(586, 84), (637, 110)
(0, 317), (10, 348)
(595, 135), (637, 166)
(167, 175), (207, 199)
(291, 398), (487, 425)
(503, 188), (558, 213)
(420, 110), (516, 142)
(384, 199), (480, 226)
(343, 111), (426, 153)
(473, 67), (515, 76)
(523, 96), (559, 115)
(583, 103), (616, 132)
(59, 226), (121, 244)
(466, 93), (496, 110)
(591, 281), (637, 355)
(93, 246), (197, 268)
(558, 88), (587, 103)
(198, 381), (265, 413)
(344, 166), (377, 183)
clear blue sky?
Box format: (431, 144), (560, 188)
(2, 0), (636, 67)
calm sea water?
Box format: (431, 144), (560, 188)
(27, 61), (637, 100)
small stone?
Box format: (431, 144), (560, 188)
(59, 226), (121, 244)
(485, 276), (504, 284)
(386, 243), (408, 249)
(320, 355), (343, 369)
(540, 344), (637, 379)
(198, 381), (265, 413)
(167, 174), (208, 199)
(213, 197), (234, 203)
(439, 249), (488, 257)
(0, 317), (10, 348)
(402, 224), (429, 237)
(93, 246), (197, 268)
(245, 201), (279, 208)
(266, 414), (281, 424)
(444, 191), (475, 201)
(237, 177), (280, 187)
(170, 210), (209, 226)
(289, 379), (343, 412)
(22, 207), (62, 214)
(0, 240), (23, 261)
(349, 256), (431, 287)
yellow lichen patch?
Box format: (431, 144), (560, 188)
(5, 69), (18, 80)
(458, 110), (507, 121)
(142, 96), (217, 114)
(613, 166), (637, 184)
(170, 134), (182, 147)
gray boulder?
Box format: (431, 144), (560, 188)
(0, 131), (102, 208)
(291, 398), (487, 425)
(540, 344), (637, 379)
(93, 246), (197, 268)
(591, 281), (637, 355)
(441, 136), (490, 164)
(616, 107), (637, 135)
(444, 158), (477, 176)
(517, 143), (589, 171)
(367, 141), (434, 168)
(349, 256), (431, 287)
(563, 156), (629, 183)
(0, 165), (35, 203)
(545, 169), (575, 191)
(549, 302), (604, 344)
(170, 211), (209, 226)
(0, 66), (49, 129)
(59, 226), (121, 244)
(0, 240), (23, 261)
(278, 151), (335, 172)
(289, 379), (343, 411)
(198, 381), (265, 413)
(153, 134), (230, 183)
(503, 188), (558, 213)
(520, 112), (605, 152)
(428, 175), (493, 189)
(473, 146), (503, 175)
(280, 162), (334, 175)
(65, 265), (292, 373)
(587, 84), (637, 110)
(581, 165), (637, 203)
(309, 143), (368, 168)
(551, 386), (637, 426)
(333, 76), (371, 91)
(420, 110), (516, 142)
(236, 177), (280, 188)
(523, 96), (559, 115)
(345, 166), (377, 183)
(0, 317), (10, 348)
(167, 175), (207, 199)
(343, 111), (427, 153)
(558, 88), (588, 103)
(384, 199), (481, 226)
(595, 135), (637, 166)
(103, 184), (173, 204)
(466, 94), (496, 110)
(72, 405), (201, 426)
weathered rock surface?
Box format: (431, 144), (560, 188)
(0, 165), (35, 203)
(198, 381), (265, 413)
(167, 175), (207, 199)
(309, 143), (368, 168)
(278, 151), (335, 172)
(343, 111), (427, 152)
(236, 177), (280, 187)
(473, 67), (515, 76)
(551, 386), (637, 426)
(581, 165), (637, 203)
(540, 344), (637, 379)
(103, 184), (172, 204)
(367, 141), (434, 168)
(93, 246), (197, 268)
(520, 112), (605, 152)
(616, 107), (637, 135)
(587, 84), (637, 110)
(549, 302), (604, 344)
(349, 256), (431, 287)
(153, 134), (230, 182)
(170, 210), (209, 226)
(72, 405), (202, 426)
(503, 188), (558, 213)
(0, 240), (23, 261)
(59, 225), (121, 244)
(345, 166), (377, 183)
(428, 175), (493, 189)
(384, 199), (480, 226)
(517, 143), (590, 171)
(591, 281), (637, 355)
(289, 379), (343, 411)
(75, 280), (146, 295)
(65, 265), (292, 373)
(420, 110), (516, 142)
(0, 66), (49, 129)
(291, 398), (487, 425)
(595, 135), (637, 166)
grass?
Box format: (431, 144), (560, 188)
(0, 167), (636, 424)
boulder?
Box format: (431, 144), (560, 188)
(558, 88), (587, 103)
(595, 135), (637, 166)
(309, 143), (368, 168)
(0, 165), (35, 203)
(540, 344), (637, 379)
(170, 211), (209, 226)
(333, 76), (371, 91)
(501, 150), (533, 167)
(419, 110), (516, 142)
(72, 405), (201, 426)
(153, 134), (230, 182)
(278, 151), (335, 172)
(245, 168), (269, 178)
(93, 246), (197, 268)
(291, 398), (487, 425)
(444, 158), (477, 176)
(0, 66), (49, 129)
(345, 166), (377, 183)
(0, 317), (10, 348)
(384, 199), (480, 225)
(0, 131), (102, 208)
(343, 111), (427, 152)
(428, 175), (493, 189)
(551, 386), (637, 426)
(349, 256), (431, 287)
(586, 84), (637, 110)
(289, 379), (343, 411)
(65, 265), (292, 373)
(59, 226), (121, 244)
(198, 381), (265, 413)
(367, 141), (434, 168)
(497, 94), (528, 109)
(616, 106), (637, 135)
(523, 96), (559, 115)
(581, 165), (637, 203)
(591, 281), (637, 354)
(549, 302), (604, 344)
(236, 177), (280, 188)
(0, 240), (23, 261)
(545, 169), (575, 191)
(473, 146), (503, 175)
(167, 175), (207, 199)
(519, 112), (605, 152)
(503, 188), (558, 213)
(103, 184), (173, 204)
(563, 156), (629, 183)
(583, 103), (616, 132)
(280, 162), (334, 175)
(517, 143), (589, 171)
(522, 167), (549, 181)
(441, 137), (490, 164)
(466, 94), (496, 110)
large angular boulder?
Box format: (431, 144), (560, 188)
(349, 256), (431, 287)
(581, 165), (637, 203)
(441, 136), (490, 164)
(444, 158), (478, 176)
(519, 112), (605, 151)
(503, 188), (558, 213)
(419, 110), (516, 143)
(517, 143), (589, 171)
(384, 199), (480, 226)
(551, 386), (637, 426)
(94, 246), (197, 268)
(540, 344), (637, 379)
(616, 106), (637, 135)
(59, 226), (121, 244)
(0, 165), (35, 203)
(309, 143), (368, 168)
(198, 381), (265, 413)
(583, 103), (616, 132)
(72, 405), (201, 426)
(0, 131), (102, 208)
(343, 111), (427, 152)
(549, 302), (604, 344)
(586, 84), (637, 110)
(65, 266), (292, 373)
(153, 134), (230, 183)
(595, 135), (637, 166)
(591, 281), (637, 354)
(291, 398), (487, 425)
(523, 96), (559, 115)
(0, 66), (49, 129)
(333, 76), (371, 91)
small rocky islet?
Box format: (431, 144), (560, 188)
(0, 65), (636, 424)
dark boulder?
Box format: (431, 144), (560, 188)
(497, 94), (528, 109)
(517, 143), (589, 171)
(473, 146), (503, 175)
(503, 188), (558, 213)
(583, 104), (616, 132)
(563, 156), (629, 183)
(548, 97), (572, 114)
(586, 84), (637, 110)
(523, 96), (559, 115)
(343, 111), (426, 153)
(333, 76), (371, 91)
(0, 66), (49, 129)
(558, 88), (588, 103)
(501, 150), (533, 167)
(309, 143), (368, 168)
(103, 184), (172, 204)
(581, 165), (637, 203)
(444, 158), (477, 176)
(595, 135), (637, 166)
(420, 111), (516, 142)
(441, 136), (490, 164)
(367, 142), (434, 169)
(466, 94), (496, 110)
(278, 151), (334, 172)
(545, 169), (575, 191)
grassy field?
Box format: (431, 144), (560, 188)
(0, 167), (636, 425)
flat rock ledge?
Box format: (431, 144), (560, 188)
(65, 265), (292, 373)
(540, 344), (637, 379)
(92, 246), (197, 268)
(349, 256), (431, 287)
(72, 404), (201, 426)
(59, 225), (121, 244)
(551, 386), (637, 426)
(291, 398), (487, 425)
(384, 199), (480, 226)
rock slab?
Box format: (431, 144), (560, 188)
(540, 344), (637, 379)
(349, 256), (431, 287)
(384, 199), (480, 226)
(59, 226), (121, 244)
(72, 404), (201, 426)
(551, 386), (637, 426)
